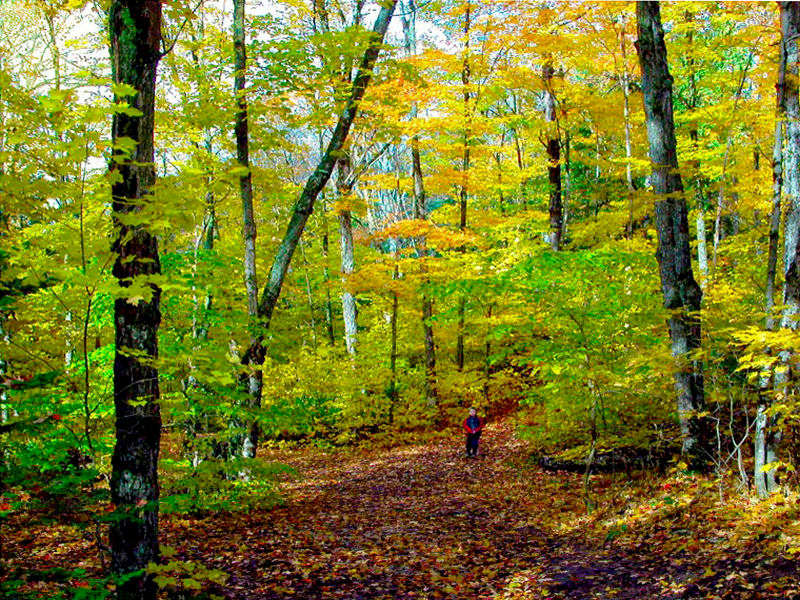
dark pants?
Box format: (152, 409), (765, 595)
(466, 432), (481, 456)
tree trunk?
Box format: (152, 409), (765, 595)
(402, 0), (437, 406)
(242, 1), (397, 372)
(593, 127), (602, 218)
(337, 154), (358, 355)
(483, 304), (493, 404)
(696, 207), (708, 283)
(563, 131), (570, 234)
(234, 0), (261, 459)
(108, 2), (162, 597)
(763, 1), (800, 494)
(684, 17), (707, 287)
(765, 117), (784, 333)
(389, 262), (400, 421)
(299, 239), (318, 348)
(690, 131), (708, 286)
(711, 49), (756, 270)
(620, 17), (635, 238)
(197, 171), (216, 340)
(635, 0), (711, 472)
(456, 1), (470, 372)
(320, 193), (336, 345)
(543, 61), (562, 251)
(757, 12), (788, 497)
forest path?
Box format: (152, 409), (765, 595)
(168, 419), (708, 600)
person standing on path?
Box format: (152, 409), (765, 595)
(463, 407), (484, 458)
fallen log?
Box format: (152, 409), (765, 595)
(539, 445), (679, 474)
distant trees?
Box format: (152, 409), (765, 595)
(240, 0), (399, 442)
(402, 0), (438, 406)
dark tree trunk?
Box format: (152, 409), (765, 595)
(108, 2), (162, 598)
(635, 0), (711, 472)
(389, 262), (400, 420)
(234, 0), (261, 459)
(456, 1), (471, 372)
(320, 194), (337, 345)
(543, 61), (562, 251)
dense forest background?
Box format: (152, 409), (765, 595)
(4, 0), (800, 598)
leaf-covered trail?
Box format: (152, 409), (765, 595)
(166, 420), (788, 600)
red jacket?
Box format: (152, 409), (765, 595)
(463, 415), (484, 434)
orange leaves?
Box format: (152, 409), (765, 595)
(371, 218), (481, 253)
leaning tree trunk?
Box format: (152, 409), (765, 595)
(108, 2), (162, 598)
(456, 0), (471, 372)
(241, 1), (398, 373)
(636, 0), (711, 472)
(233, 0), (261, 459)
(543, 60), (562, 251)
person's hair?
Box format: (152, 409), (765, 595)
(468, 407), (476, 412)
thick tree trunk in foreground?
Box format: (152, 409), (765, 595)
(241, 1), (398, 374)
(233, 0), (261, 459)
(402, 0), (437, 406)
(635, 0), (711, 472)
(108, 2), (162, 597)
(543, 61), (562, 251)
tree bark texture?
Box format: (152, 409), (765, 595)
(233, 0), (262, 459)
(761, 1), (800, 494)
(108, 2), (162, 597)
(320, 194), (336, 345)
(543, 61), (562, 251)
(456, 1), (470, 372)
(757, 8), (789, 498)
(620, 16), (635, 237)
(336, 154), (359, 355)
(635, 0), (710, 471)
